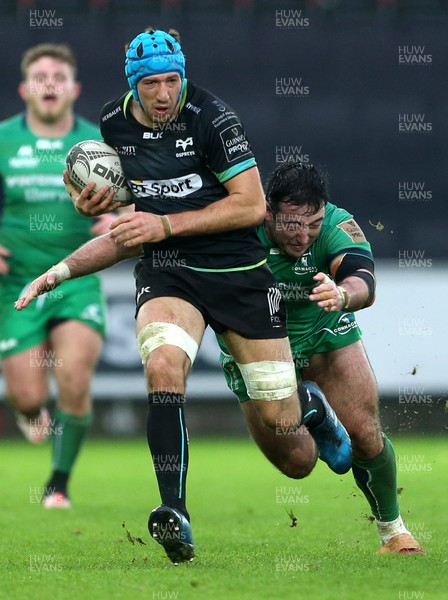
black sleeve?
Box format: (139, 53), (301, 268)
(334, 253), (375, 283)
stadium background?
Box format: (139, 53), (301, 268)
(0, 0), (446, 437)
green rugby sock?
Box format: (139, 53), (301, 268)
(352, 433), (400, 522)
(49, 409), (93, 490)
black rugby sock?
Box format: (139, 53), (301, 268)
(45, 470), (69, 496)
(298, 385), (325, 430)
(147, 392), (189, 521)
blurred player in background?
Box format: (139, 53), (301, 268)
(0, 43), (113, 509)
(219, 160), (423, 554)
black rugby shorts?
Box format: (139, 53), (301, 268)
(134, 260), (287, 340)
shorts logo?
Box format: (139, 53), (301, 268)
(267, 286), (282, 325)
(137, 286), (151, 303)
(80, 304), (103, 324)
(321, 312), (358, 336)
(0, 338), (18, 353)
(220, 124), (251, 163)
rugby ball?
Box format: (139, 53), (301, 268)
(66, 140), (133, 206)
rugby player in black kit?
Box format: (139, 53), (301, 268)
(32, 30), (353, 564)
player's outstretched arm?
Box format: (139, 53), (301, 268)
(15, 233), (142, 310)
(14, 267), (67, 310)
(63, 170), (122, 217)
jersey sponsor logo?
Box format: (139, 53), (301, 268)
(6, 174), (68, 203)
(175, 137), (193, 151)
(128, 174), (203, 199)
(7, 174), (63, 187)
(9, 145), (39, 168)
(9, 140), (65, 168)
(116, 145), (136, 156)
(337, 219), (367, 243)
(35, 139), (63, 151)
(267, 286), (283, 326)
(143, 131), (163, 139)
(220, 124), (251, 163)
(292, 252), (317, 276)
(101, 106), (122, 122)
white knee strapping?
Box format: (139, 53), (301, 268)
(236, 360), (297, 401)
(137, 322), (199, 366)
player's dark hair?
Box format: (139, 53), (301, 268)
(21, 43), (77, 78)
(265, 160), (329, 215)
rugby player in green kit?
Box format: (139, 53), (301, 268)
(0, 44), (111, 509)
(218, 161), (424, 555)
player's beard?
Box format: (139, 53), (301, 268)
(30, 96), (74, 126)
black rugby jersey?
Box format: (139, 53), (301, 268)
(100, 80), (266, 271)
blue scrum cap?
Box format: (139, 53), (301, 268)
(125, 30), (185, 107)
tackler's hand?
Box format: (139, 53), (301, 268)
(14, 263), (71, 311)
(309, 272), (348, 313)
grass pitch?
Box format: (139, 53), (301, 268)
(0, 435), (446, 600)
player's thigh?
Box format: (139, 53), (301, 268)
(1, 343), (51, 408)
(49, 320), (103, 392)
(0, 286), (51, 406)
(136, 296), (206, 341)
(303, 341), (382, 454)
(221, 330), (292, 364)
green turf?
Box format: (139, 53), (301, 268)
(0, 435), (446, 600)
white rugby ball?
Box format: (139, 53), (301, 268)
(66, 140), (133, 206)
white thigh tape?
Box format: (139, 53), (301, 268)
(236, 360), (296, 401)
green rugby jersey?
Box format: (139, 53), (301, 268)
(0, 114), (99, 284)
(258, 202), (374, 336)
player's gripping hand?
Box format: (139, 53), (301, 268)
(63, 170), (122, 217)
(109, 212), (169, 247)
(309, 272), (348, 313)
(0, 244), (11, 275)
(14, 263), (71, 311)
